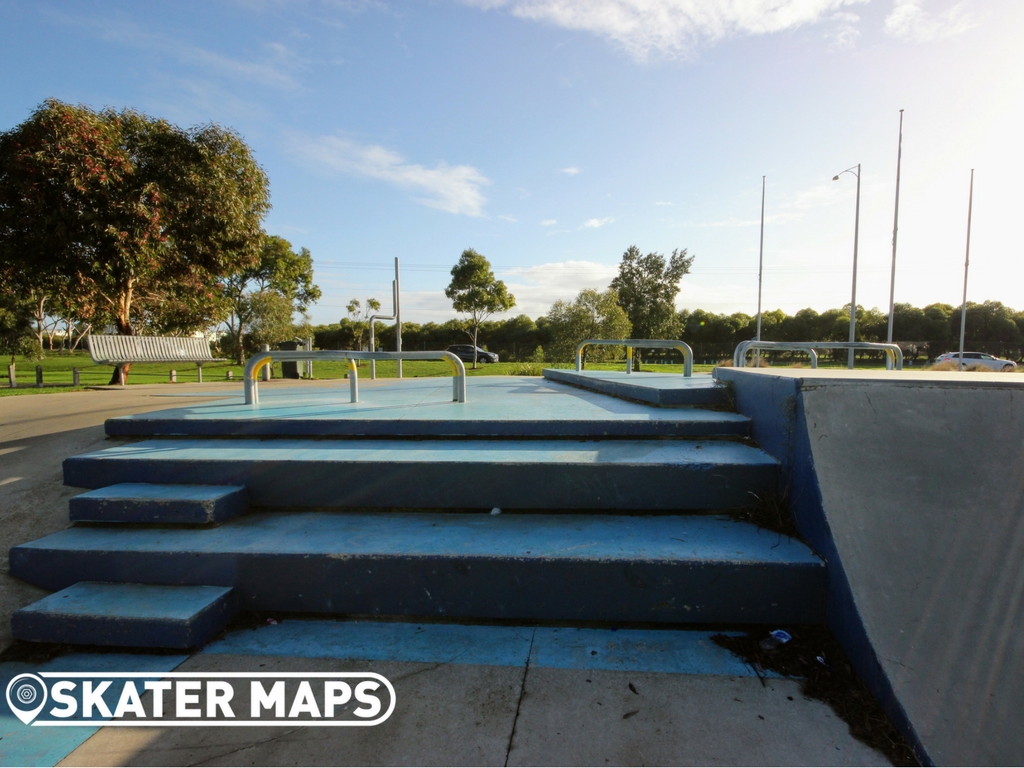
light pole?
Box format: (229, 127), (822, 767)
(958, 169), (975, 371)
(833, 164), (861, 369)
(755, 176), (766, 367)
(888, 110), (904, 344)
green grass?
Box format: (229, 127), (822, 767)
(0, 352), (726, 396)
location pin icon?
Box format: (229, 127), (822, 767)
(6, 673), (48, 725)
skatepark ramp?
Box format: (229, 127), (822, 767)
(716, 367), (1024, 766)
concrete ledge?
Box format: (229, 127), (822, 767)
(543, 369), (729, 406)
(11, 513), (825, 625)
(12, 582), (238, 649)
(69, 483), (248, 525)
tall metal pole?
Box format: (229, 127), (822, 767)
(755, 176), (766, 367)
(887, 110), (904, 345)
(958, 169), (974, 371)
(848, 164), (861, 369)
(395, 257), (402, 379)
(833, 164), (861, 369)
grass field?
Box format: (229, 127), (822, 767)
(0, 352), (727, 396)
(0, 350), (928, 397)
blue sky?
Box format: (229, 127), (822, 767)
(2, 0), (1021, 325)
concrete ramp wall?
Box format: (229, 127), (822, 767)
(718, 369), (1024, 766)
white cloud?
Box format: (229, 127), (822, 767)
(500, 260), (619, 315)
(884, 0), (975, 42)
(655, 200), (674, 206)
(463, 0), (868, 60)
(540, 219), (558, 226)
(292, 135), (491, 216)
(582, 217), (615, 228)
(560, 166), (582, 174)
(498, 214), (519, 221)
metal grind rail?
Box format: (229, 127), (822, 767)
(575, 339), (694, 377)
(732, 341), (904, 370)
(243, 350), (468, 405)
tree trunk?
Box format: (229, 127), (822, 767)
(109, 296), (134, 385)
(472, 324), (479, 369)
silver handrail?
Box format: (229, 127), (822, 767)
(732, 340), (903, 370)
(243, 350), (467, 405)
(575, 339), (694, 377)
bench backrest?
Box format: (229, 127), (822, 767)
(87, 334), (218, 365)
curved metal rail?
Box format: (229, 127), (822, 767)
(575, 339), (694, 377)
(732, 340), (903, 370)
(243, 350), (467, 405)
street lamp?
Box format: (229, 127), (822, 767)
(833, 163), (861, 369)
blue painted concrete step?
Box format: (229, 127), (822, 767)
(12, 582), (238, 649)
(10, 512), (825, 626)
(103, 376), (747, 439)
(69, 483), (248, 525)
(543, 369), (729, 407)
(64, 438), (779, 511)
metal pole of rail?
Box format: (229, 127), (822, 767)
(261, 344), (271, 381)
(958, 169), (974, 372)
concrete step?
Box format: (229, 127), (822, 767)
(104, 376), (747, 439)
(10, 512), (825, 627)
(64, 438), (779, 511)
(69, 483), (248, 525)
(543, 370), (730, 407)
(11, 582), (238, 649)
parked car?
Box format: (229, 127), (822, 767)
(447, 344), (499, 363)
(934, 351), (1018, 371)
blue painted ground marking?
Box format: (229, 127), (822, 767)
(0, 653), (186, 767)
(205, 621), (534, 667)
(202, 620), (779, 678)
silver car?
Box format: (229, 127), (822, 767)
(935, 351), (1018, 371)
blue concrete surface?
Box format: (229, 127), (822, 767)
(11, 512), (825, 625)
(63, 437), (779, 511)
(203, 619), (781, 678)
(0, 653), (186, 767)
(103, 377), (749, 438)
(69, 483), (248, 525)
(13, 583), (238, 649)
(543, 369), (729, 406)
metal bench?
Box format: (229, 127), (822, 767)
(87, 334), (225, 384)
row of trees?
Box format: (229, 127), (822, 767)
(0, 100), (320, 374)
(314, 298), (1024, 366)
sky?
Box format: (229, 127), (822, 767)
(2, 0), (1022, 326)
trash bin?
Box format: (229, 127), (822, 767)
(278, 341), (302, 379)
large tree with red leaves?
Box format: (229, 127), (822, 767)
(0, 100), (270, 372)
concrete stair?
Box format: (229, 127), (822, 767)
(10, 377), (823, 649)
(10, 513), (823, 625)
(63, 438), (778, 512)
(11, 582), (237, 649)
(69, 483), (248, 525)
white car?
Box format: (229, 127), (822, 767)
(934, 351), (1018, 371)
